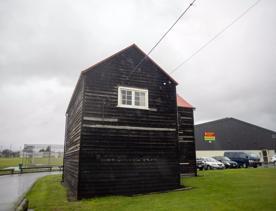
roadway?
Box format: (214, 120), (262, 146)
(0, 172), (61, 211)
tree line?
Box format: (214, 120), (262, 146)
(0, 149), (20, 157)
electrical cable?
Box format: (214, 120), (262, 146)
(128, 0), (197, 79)
(170, 0), (262, 74)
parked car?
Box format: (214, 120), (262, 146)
(271, 155), (276, 164)
(196, 158), (205, 170)
(200, 157), (225, 170)
(246, 152), (262, 167)
(212, 156), (238, 168)
(224, 152), (259, 168)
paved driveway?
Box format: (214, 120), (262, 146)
(0, 172), (61, 211)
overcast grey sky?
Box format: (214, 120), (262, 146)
(1, 0), (275, 150)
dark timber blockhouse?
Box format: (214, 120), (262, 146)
(63, 44), (195, 199)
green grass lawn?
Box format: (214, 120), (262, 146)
(0, 157), (22, 169)
(26, 168), (276, 211)
(0, 157), (63, 169)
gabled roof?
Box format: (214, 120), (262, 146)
(177, 94), (194, 108)
(81, 44), (178, 85)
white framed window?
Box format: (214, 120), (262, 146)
(118, 86), (148, 109)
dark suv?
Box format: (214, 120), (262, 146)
(224, 152), (260, 168)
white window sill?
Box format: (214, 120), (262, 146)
(117, 104), (149, 110)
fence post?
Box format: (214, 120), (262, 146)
(19, 163), (23, 174)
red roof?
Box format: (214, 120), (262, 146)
(177, 94), (194, 108)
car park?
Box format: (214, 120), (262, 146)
(212, 156), (238, 169)
(224, 152), (259, 168)
(200, 157), (225, 170)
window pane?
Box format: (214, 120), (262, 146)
(135, 92), (140, 106)
(135, 91), (145, 106)
(126, 90), (132, 105)
(121, 89), (126, 105)
(140, 92), (145, 106)
(122, 93), (126, 100)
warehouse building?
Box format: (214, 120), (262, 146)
(195, 118), (276, 162)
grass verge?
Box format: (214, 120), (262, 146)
(26, 168), (276, 211)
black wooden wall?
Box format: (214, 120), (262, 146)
(64, 44), (181, 199)
(63, 77), (84, 199)
(178, 107), (196, 176)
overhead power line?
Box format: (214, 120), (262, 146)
(128, 0), (197, 78)
(170, 0), (262, 74)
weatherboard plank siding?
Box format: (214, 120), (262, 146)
(178, 107), (197, 176)
(63, 76), (84, 199)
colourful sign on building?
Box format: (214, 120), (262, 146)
(204, 132), (216, 142)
